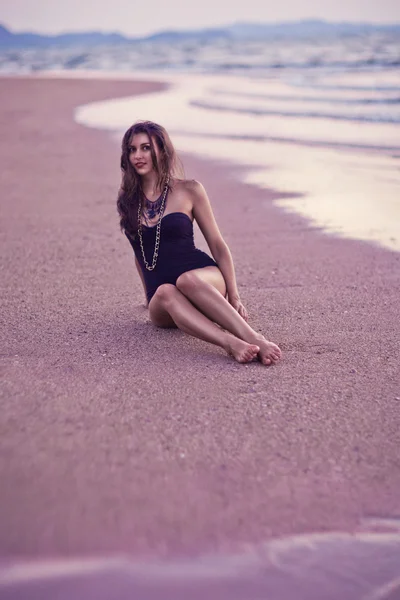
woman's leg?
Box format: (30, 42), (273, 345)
(175, 267), (281, 365)
(148, 284), (260, 364)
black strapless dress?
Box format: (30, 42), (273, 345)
(126, 212), (218, 303)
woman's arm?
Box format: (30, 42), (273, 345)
(135, 257), (148, 308)
(190, 180), (248, 321)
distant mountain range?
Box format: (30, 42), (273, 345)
(0, 20), (399, 49)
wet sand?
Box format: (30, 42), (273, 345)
(1, 76), (400, 596)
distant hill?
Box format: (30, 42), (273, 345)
(146, 28), (230, 43)
(154, 20), (400, 42)
(0, 24), (130, 48)
(0, 20), (399, 49)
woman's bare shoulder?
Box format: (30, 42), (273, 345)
(173, 178), (203, 189)
(173, 178), (205, 197)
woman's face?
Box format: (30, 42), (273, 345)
(128, 132), (159, 176)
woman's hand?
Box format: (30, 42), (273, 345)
(229, 295), (248, 322)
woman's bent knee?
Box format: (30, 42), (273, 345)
(176, 268), (226, 297)
(176, 271), (200, 294)
(153, 283), (177, 305)
(148, 284), (177, 328)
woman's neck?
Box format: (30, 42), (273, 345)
(140, 172), (161, 199)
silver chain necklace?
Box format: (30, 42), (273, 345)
(137, 178), (170, 271)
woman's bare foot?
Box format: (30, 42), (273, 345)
(254, 335), (282, 366)
(225, 336), (260, 364)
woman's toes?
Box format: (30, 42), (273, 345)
(249, 350), (259, 361)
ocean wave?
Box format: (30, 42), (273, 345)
(0, 30), (399, 76)
(292, 82), (400, 92)
(190, 99), (400, 124)
(2, 34), (397, 130)
(210, 89), (400, 105)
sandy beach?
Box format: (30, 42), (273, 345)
(1, 76), (400, 597)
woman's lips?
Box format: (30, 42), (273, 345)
(135, 163), (146, 168)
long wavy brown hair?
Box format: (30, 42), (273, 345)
(117, 121), (184, 237)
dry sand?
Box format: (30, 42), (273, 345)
(1, 77), (400, 580)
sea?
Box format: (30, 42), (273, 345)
(2, 31), (400, 251)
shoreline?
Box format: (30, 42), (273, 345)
(1, 75), (400, 594)
(5, 70), (399, 251)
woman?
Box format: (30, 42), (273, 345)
(117, 121), (282, 365)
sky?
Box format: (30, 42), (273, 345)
(1, 0), (399, 37)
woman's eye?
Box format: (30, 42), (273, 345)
(129, 144), (150, 152)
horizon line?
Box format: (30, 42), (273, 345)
(1, 17), (399, 39)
